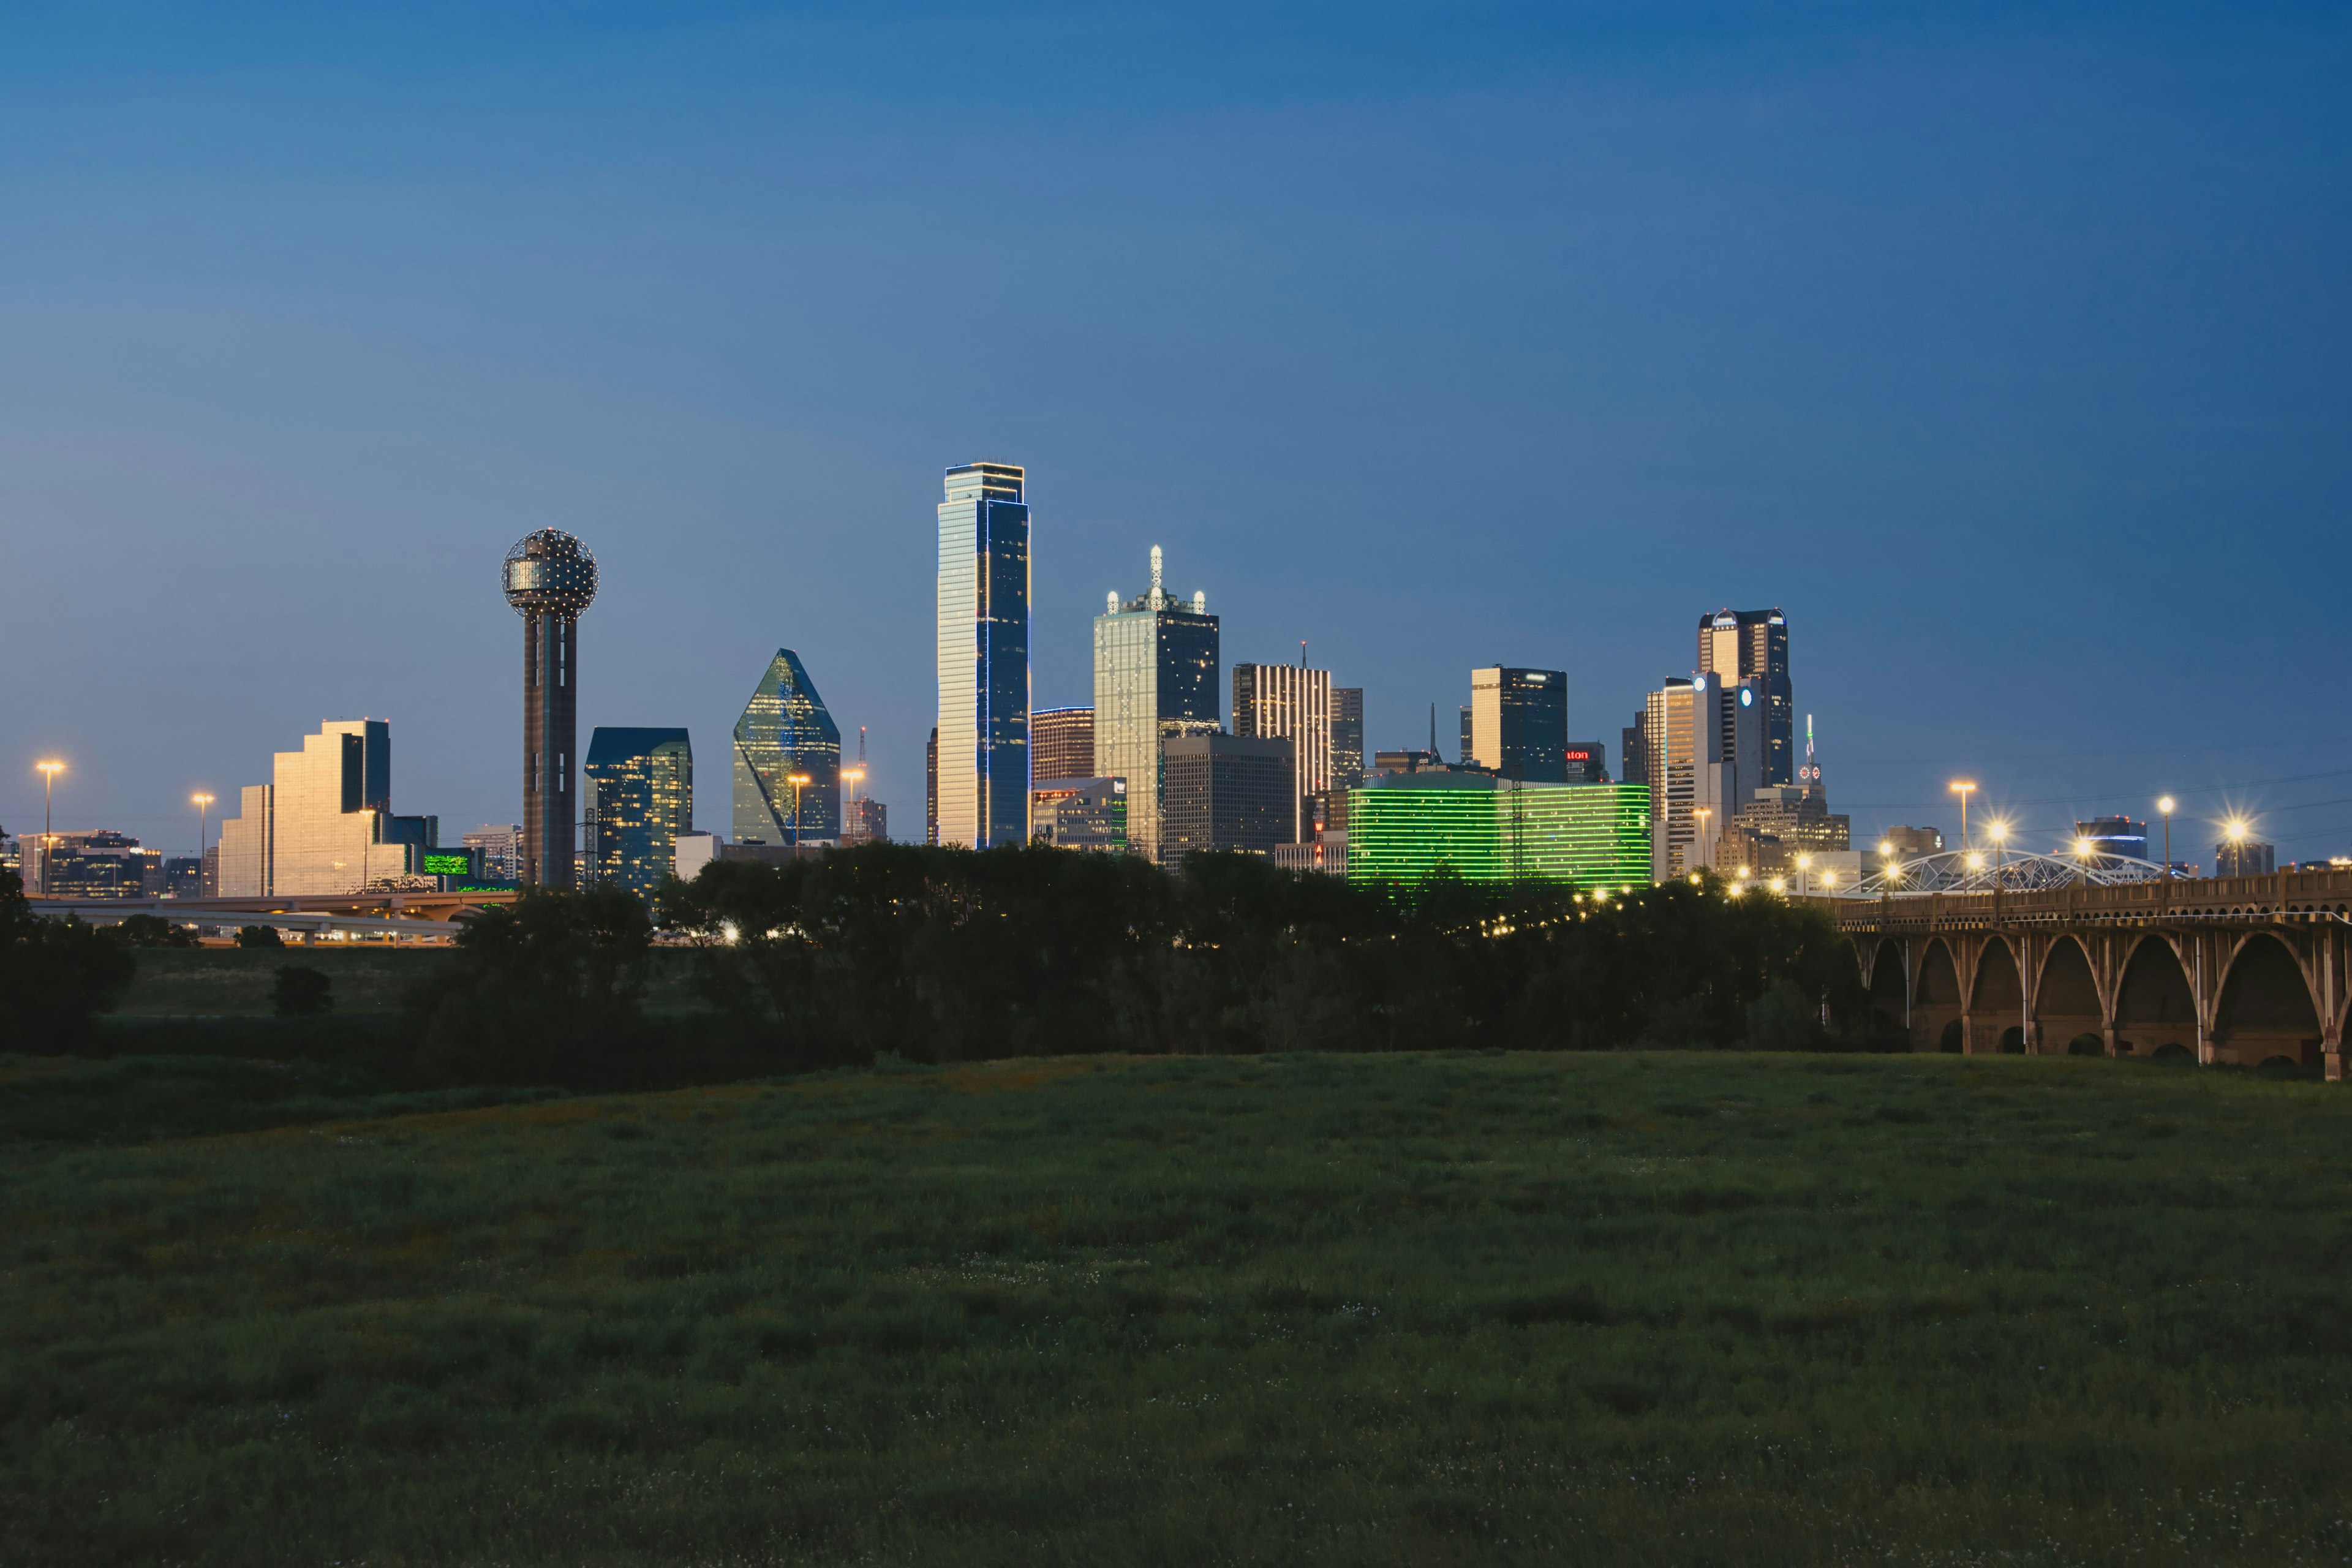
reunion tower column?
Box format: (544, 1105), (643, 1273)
(502, 529), (599, 888)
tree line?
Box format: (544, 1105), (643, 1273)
(2, 847), (1871, 1079)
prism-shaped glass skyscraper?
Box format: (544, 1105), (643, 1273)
(734, 649), (841, 845)
(935, 461), (1030, 848)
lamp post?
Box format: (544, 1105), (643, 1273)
(192, 793), (214, 894)
(1796, 851), (1812, 898)
(34, 760), (64, 895)
(787, 773), (812, 849)
(1692, 806), (1711, 877)
(841, 766), (865, 845)
(2156, 796), (2175, 877)
(1949, 780), (1977, 851)
(2223, 815), (2250, 878)
(2073, 834), (2096, 886)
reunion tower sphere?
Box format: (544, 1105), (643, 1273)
(502, 528), (598, 616)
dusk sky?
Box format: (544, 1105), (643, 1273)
(5, 2), (2347, 864)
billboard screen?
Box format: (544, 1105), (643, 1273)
(421, 851), (474, 876)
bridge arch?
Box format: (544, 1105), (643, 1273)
(2113, 935), (2196, 1058)
(2034, 935), (2106, 1057)
(1867, 938), (1907, 1041)
(1913, 938), (1963, 1053)
(2213, 933), (2322, 1069)
(1968, 935), (2025, 1053)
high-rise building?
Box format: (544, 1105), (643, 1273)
(1031, 706), (1095, 785)
(1346, 774), (1652, 891)
(503, 529), (598, 888)
(1093, 546), (1220, 862)
(585, 728), (693, 904)
(216, 720), (427, 895)
(1232, 663), (1333, 842)
(2076, 815), (2149, 862)
(464, 824), (523, 883)
(2217, 837), (2277, 878)
(1031, 777), (1128, 852)
(925, 728), (938, 846)
(936, 461), (1031, 848)
(1332, 687), (1365, 789)
(1697, 608), (1792, 787)
(1161, 734), (1293, 861)
(1620, 712), (1648, 788)
(733, 649), (841, 845)
(1642, 674), (1755, 879)
(33, 832), (165, 899)
(842, 798), (889, 845)
(1468, 667), (1569, 782)
(1562, 741), (1607, 785)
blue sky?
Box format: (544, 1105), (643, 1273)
(4, 2), (2347, 863)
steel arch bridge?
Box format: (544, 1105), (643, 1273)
(1841, 849), (2171, 897)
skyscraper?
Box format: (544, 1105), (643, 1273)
(1232, 663), (1332, 842)
(925, 727), (938, 846)
(1468, 666), (1569, 782)
(1642, 675), (1752, 879)
(1160, 734), (1294, 861)
(1093, 546), (1219, 862)
(1697, 608), (1792, 787)
(216, 720), (427, 895)
(585, 728), (693, 903)
(935, 461), (1031, 848)
(1332, 687), (1365, 789)
(1031, 706), (1096, 783)
(733, 649), (841, 845)
(503, 529), (598, 888)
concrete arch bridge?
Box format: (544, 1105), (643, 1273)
(1823, 867), (2352, 1081)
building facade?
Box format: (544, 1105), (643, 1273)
(2076, 815), (2150, 862)
(842, 797), (889, 845)
(503, 529), (598, 888)
(216, 720), (429, 896)
(1093, 546), (1219, 862)
(936, 461), (1031, 848)
(1562, 741), (1607, 785)
(1232, 663), (1333, 842)
(1468, 666), (1570, 782)
(1642, 674), (1758, 879)
(1346, 775), (1652, 891)
(34, 832), (165, 899)
(1031, 706), (1096, 785)
(925, 728), (938, 846)
(734, 648), (841, 845)
(1881, 825), (1944, 858)
(585, 728), (693, 904)
(2217, 838), (2278, 877)
(1332, 687), (1365, 789)
(464, 824), (522, 883)
(1030, 777), (1128, 852)
(1161, 734), (1292, 861)
(1697, 608), (1792, 788)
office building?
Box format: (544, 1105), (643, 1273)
(503, 528), (598, 888)
(1458, 706), (1473, 766)
(2076, 815), (2150, 862)
(585, 728), (693, 904)
(1031, 706), (1095, 785)
(1371, 748), (1460, 777)
(1094, 546), (1220, 862)
(1232, 662), (1333, 842)
(925, 728), (938, 846)
(216, 720), (431, 896)
(1881, 825), (1944, 858)
(1031, 777), (1128, 852)
(1161, 734), (1292, 860)
(734, 649), (840, 845)
(1697, 608), (1792, 787)
(2216, 837), (2277, 878)
(936, 461), (1031, 848)
(1468, 667), (1570, 782)
(842, 797), (889, 845)
(32, 832), (165, 899)
(1332, 687), (1365, 788)
(1718, 711), (1843, 875)
(1621, 711), (1648, 788)
(1346, 775), (1652, 891)
(464, 824), (523, 883)
(1642, 675), (1755, 880)
(1562, 741), (1607, 785)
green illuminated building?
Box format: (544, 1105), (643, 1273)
(1345, 775), (1651, 891)
(586, 728), (694, 905)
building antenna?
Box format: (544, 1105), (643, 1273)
(1429, 703), (1437, 755)
(1300, 639), (1306, 669)
(859, 725), (867, 764)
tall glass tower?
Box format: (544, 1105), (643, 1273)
(1697, 608), (1791, 786)
(733, 649), (841, 845)
(1093, 546), (1219, 863)
(935, 462), (1030, 848)
(502, 529), (598, 888)
(586, 728), (693, 903)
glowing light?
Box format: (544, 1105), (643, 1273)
(36, 760), (64, 778)
(2157, 795), (2176, 816)
(1767, 878), (1786, 894)
(1986, 820), (2008, 845)
(1966, 852), (1985, 870)
(1796, 853), (1812, 869)
(2074, 836), (2097, 859)
(1878, 840), (1893, 857)
(2224, 817), (2250, 843)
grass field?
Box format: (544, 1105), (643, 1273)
(4, 1049), (2348, 1566)
(110, 946), (703, 1019)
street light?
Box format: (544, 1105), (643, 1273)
(1795, 851), (1812, 898)
(34, 760), (64, 895)
(786, 773), (812, 848)
(840, 766), (865, 843)
(1949, 780), (1977, 850)
(2156, 796), (2176, 876)
(192, 793), (214, 888)
(1692, 806), (1711, 875)
(2222, 815), (2251, 876)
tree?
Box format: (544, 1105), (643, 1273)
(273, 965), (334, 1017)
(0, 869), (137, 1051)
(236, 925), (285, 949)
(412, 884), (654, 1084)
(105, 913), (197, 949)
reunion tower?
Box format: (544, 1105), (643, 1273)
(502, 529), (598, 888)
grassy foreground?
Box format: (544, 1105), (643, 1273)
(3, 1051), (2349, 1566)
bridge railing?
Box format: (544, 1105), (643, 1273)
(1819, 867), (2352, 932)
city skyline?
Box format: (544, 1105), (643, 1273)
(4, 8), (2346, 864)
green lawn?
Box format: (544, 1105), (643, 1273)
(111, 945), (701, 1018)
(3, 1050), (2348, 1565)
